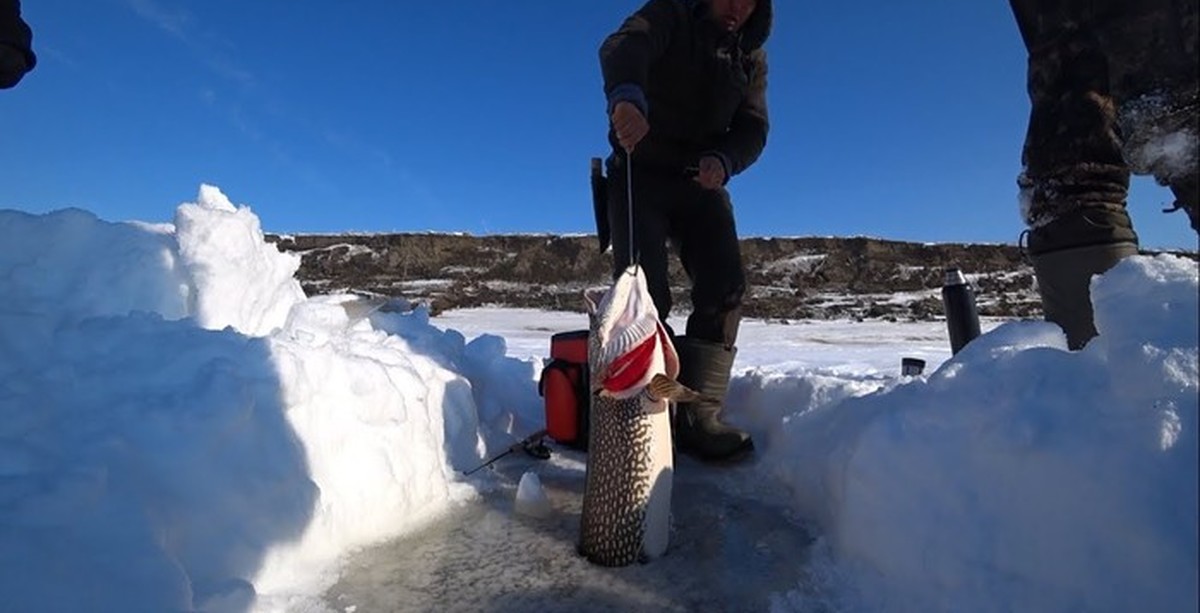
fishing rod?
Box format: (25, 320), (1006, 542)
(462, 429), (551, 476)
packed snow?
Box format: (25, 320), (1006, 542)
(0, 185), (1195, 612)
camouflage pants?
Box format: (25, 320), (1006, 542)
(1011, 0), (1199, 253)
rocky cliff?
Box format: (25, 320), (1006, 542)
(267, 233), (1058, 322)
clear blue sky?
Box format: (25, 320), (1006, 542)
(2, 0), (1196, 249)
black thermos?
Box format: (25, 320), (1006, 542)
(942, 268), (981, 354)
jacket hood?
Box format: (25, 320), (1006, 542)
(684, 0), (773, 51)
(738, 0), (772, 51)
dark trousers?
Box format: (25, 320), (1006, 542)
(606, 155), (746, 347)
(1010, 0), (1199, 252)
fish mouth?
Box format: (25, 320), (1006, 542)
(601, 330), (658, 394)
(590, 266), (658, 364)
(588, 264), (680, 397)
(598, 322), (680, 399)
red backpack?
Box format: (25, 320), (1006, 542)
(538, 330), (590, 450)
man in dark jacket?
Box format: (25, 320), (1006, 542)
(1010, 0), (1197, 349)
(0, 0), (35, 89)
(599, 0), (769, 462)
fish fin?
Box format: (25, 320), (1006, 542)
(645, 373), (721, 405)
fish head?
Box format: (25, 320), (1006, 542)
(584, 265), (679, 399)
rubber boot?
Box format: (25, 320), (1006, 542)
(1031, 241), (1139, 350)
(673, 336), (753, 462)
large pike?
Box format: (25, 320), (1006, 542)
(578, 264), (716, 566)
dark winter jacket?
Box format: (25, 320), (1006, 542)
(600, 0), (771, 179)
(0, 0), (35, 89)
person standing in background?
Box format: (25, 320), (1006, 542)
(599, 0), (771, 462)
(1010, 0), (1197, 349)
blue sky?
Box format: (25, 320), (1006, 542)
(1, 0), (1195, 249)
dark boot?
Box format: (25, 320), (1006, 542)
(673, 336), (753, 462)
(1031, 241), (1139, 350)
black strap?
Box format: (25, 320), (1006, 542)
(538, 358), (585, 397)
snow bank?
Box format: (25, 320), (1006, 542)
(757, 254), (1198, 612)
(0, 186), (516, 611)
(2, 184), (1195, 612)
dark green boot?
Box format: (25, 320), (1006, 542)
(1031, 241), (1138, 350)
(674, 336), (753, 462)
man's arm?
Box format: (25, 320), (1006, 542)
(599, 0), (681, 117)
(714, 49), (769, 177)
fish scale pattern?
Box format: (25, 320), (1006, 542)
(578, 393), (659, 567)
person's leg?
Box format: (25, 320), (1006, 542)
(677, 185), (746, 348)
(1094, 0), (1199, 233)
(1031, 242), (1140, 346)
(669, 181), (752, 461)
(607, 155), (673, 325)
(1009, 0), (1139, 349)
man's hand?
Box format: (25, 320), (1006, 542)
(693, 155), (726, 190)
(610, 101), (649, 153)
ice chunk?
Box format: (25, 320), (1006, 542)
(514, 471), (552, 519)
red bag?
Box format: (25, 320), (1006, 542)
(538, 330), (590, 450)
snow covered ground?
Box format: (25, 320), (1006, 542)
(1, 185), (1195, 612)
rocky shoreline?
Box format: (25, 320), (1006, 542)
(267, 233), (1062, 322)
